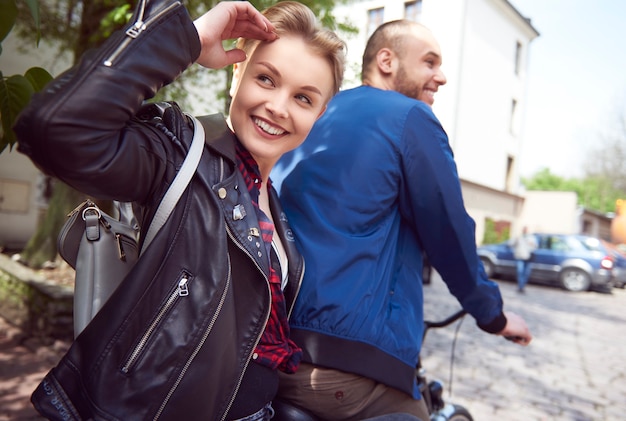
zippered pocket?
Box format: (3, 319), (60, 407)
(120, 270), (193, 374)
(153, 262), (232, 420)
(104, 1), (182, 67)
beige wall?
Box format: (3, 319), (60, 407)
(519, 190), (579, 235)
(464, 187), (613, 245)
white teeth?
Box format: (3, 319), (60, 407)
(254, 118), (285, 135)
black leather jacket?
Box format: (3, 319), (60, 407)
(14, 1), (304, 420)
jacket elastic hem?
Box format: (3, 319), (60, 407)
(290, 328), (417, 397)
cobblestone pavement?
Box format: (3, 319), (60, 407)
(1, 276), (625, 420)
(422, 275), (626, 421)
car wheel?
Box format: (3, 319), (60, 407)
(560, 268), (591, 292)
(480, 257), (494, 278)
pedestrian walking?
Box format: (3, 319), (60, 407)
(512, 227), (537, 293)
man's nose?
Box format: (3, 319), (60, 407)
(435, 68), (447, 86)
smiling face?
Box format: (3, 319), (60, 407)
(393, 27), (447, 106)
(229, 35), (334, 175)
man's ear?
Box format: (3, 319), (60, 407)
(376, 48), (396, 75)
(230, 63), (242, 98)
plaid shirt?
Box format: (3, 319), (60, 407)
(236, 141), (302, 373)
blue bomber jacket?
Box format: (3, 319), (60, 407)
(272, 86), (507, 398)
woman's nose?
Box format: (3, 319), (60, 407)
(266, 94), (289, 119)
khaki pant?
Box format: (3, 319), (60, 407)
(277, 363), (429, 421)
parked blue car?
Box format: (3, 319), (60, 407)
(478, 233), (614, 292)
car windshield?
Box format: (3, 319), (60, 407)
(578, 236), (604, 252)
(538, 235), (601, 252)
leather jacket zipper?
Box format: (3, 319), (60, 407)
(219, 225), (272, 420)
(287, 259), (305, 320)
(103, 1), (181, 67)
(120, 271), (193, 374)
(154, 265), (232, 420)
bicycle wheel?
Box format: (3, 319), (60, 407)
(446, 404), (473, 421)
(431, 404), (473, 421)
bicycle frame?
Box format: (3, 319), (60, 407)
(417, 309), (473, 421)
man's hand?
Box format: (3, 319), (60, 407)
(193, 1), (278, 70)
(498, 311), (532, 346)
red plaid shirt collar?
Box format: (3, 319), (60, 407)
(235, 141), (302, 373)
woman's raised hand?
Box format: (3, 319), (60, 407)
(193, 1), (277, 69)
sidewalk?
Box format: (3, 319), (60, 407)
(422, 274), (626, 421)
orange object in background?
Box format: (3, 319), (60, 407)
(611, 199), (626, 245)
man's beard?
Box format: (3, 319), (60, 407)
(393, 64), (422, 102)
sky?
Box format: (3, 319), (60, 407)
(507, 0), (626, 178)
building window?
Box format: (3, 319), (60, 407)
(582, 219), (592, 235)
(0, 179), (30, 213)
(514, 41), (522, 75)
(505, 155), (514, 193)
(510, 98), (518, 135)
(367, 7), (385, 37)
(405, 1), (423, 22)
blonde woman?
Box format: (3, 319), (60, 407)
(15, 1), (345, 420)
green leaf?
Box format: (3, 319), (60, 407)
(100, 4), (132, 37)
(0, 73), (36, 152)
(24, 0), (41, 44)
(0, 0), (18, 44)
(24, 66), (52, 91)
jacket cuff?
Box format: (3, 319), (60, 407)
(477, 312), (507, 334)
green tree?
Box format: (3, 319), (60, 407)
(482, 218), (511, 245)
(584, 102), (626, 195)
(522, 167), (625, 214)
(1, 0), (52, 153)
(521, 167), (567, 191)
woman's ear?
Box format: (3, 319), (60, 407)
(230, 63), (242, 98)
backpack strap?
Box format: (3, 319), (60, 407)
(140, 113), (205, 253)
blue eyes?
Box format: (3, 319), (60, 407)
(256, 74), (313, 105)
(296, 94), (312, 105)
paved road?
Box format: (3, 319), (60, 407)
(422, 274), (626, 421)
(1, 276), (625, 420)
